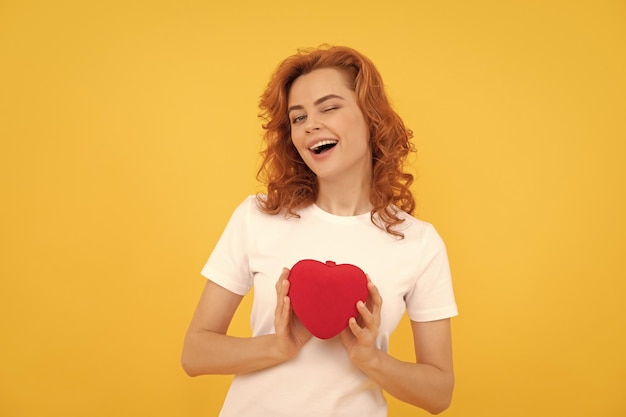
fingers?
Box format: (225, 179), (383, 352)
(356, 300), (378, 329)
(367, 281), (382, 316)
(275, 268), (291, 303)
(275, 267), (290, 294)
(280, 293), (291, 323)
(341, 279), (383, 365)
(348, 316), (363, 336)
(350, 281), (382, 336)
(274, 268), (291, 330)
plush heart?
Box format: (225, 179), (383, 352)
(288, 259), (368, 339)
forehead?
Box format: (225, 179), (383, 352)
(288, 67), (353, 104)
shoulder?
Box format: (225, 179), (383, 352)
(230, 194), (267, 216)
(217, 195), (265, 231)
(232, 194), (306, 225)
(392, 208), (446, 247)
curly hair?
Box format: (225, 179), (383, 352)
(256, 45), (416, 238)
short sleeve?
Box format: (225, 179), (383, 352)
(200, 196), (256, 296)
(405, 225), (458, 322)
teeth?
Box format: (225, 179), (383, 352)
(309, 140), (338, 151)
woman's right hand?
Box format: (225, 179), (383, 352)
(182, 272), (312, 377)
(274, 268), (312, 359)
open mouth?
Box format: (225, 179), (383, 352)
(309, 140), (338, 155)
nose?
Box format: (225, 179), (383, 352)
(304, 116), (321, 133)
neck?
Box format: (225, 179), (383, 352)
(315, 176), (372, 216)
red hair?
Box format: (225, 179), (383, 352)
(257, 45), (415, 238)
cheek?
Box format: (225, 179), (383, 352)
(290, 129), (311, 157)
(289, 134), (308, 159)
(350, 116), (370, 145)
(289, 126), (302, 145)
(290, 136), (304, 155)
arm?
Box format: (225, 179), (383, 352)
(181, 269), (312, 376)
(340, 283), (454, 414)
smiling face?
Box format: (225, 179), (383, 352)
(287, 67), (372, 185)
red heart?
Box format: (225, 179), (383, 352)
(288, 259), (368, 339)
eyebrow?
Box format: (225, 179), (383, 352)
(287, 94), (345, 114)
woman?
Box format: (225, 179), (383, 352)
(182, 45), (458, 416)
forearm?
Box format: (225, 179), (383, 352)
(357, 350), (454, 415)
(181, 330), (288, 377)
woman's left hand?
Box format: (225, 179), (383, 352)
(341, 280), (455, 414)
(340, 280), (383, 368)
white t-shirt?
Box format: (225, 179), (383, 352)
(201, 196), (458, 417)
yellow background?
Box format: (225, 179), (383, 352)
(1, 0), (625, 416)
